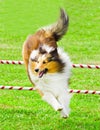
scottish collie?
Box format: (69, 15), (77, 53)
(22, 9), (72, 118)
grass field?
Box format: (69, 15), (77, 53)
(0, 0), (100, 130)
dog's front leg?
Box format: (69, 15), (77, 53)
(58, 93), (72, 118)
(42, 92), (63, 111)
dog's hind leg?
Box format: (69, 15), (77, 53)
(42, 92), (63, 111)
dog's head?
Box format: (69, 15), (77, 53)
(29, 45), (65, 78)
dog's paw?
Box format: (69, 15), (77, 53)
(61, 113), (69, 119)
(60, 109), (69, 119)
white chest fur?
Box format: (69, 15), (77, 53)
(28, 69), (69, 96)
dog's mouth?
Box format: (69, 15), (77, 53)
(38, 68), (48, 78)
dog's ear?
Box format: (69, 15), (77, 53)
(50, 8), (69, 41)
(50, 48), (58, 57)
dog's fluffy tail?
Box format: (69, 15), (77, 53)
(43, 8), (69, 41)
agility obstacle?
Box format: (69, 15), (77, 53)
(0, 59), (100, 95)
(0, 86), (100, 95)
(0, 60), (100, 69)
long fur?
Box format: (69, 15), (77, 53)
(22, 9), (72, 118)
(43, 8), (69, 41)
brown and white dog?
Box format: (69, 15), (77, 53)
(22, 9), (72, 118)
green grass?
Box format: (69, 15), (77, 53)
(0, 0), (100, 130)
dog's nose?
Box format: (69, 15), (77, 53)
(35, 68), (39, 72)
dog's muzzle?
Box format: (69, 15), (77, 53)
(35, 68), (48, 78)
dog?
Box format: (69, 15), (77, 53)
(22, 9), (72, 118)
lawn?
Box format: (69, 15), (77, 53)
(0, 0), (100, 130)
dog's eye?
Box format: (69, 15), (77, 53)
(43, 61), (46, 64)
